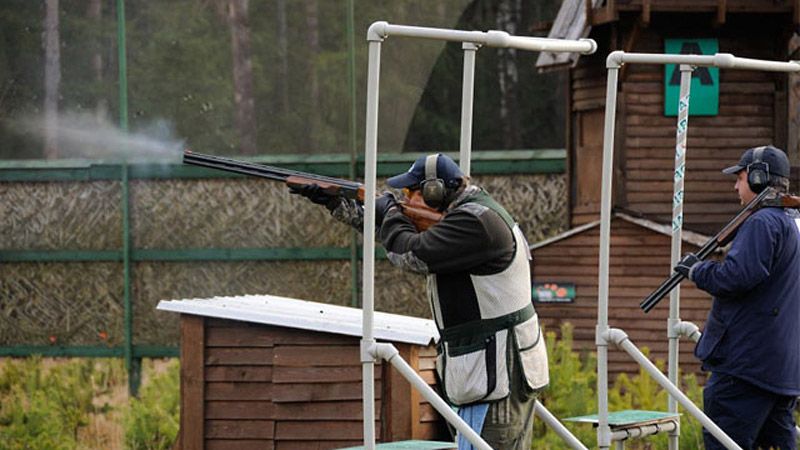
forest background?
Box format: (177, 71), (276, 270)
(0, 0), (567, 161)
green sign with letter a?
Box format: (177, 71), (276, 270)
(664, 38), (719, 116)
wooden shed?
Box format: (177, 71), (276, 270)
(157, 295), (450, 450)
(531, 213), (718, 377)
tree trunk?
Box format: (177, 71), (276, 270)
(228, 0), (257, 154)
(495, 0), (522, 149)
(276, 0), (289, 114)
(87, 0), (107, 123)
(44, 0), (61, 159)
(305, 0), (319, 151)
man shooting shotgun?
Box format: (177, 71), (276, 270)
(651, 146), (800, 450)
(182, 150), (442, 231)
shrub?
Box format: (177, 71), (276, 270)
(122, 359), (180, 450)
(533, 323), (706, 450)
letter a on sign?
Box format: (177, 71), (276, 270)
(664, 39), (719, 116)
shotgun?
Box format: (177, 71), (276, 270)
(183, 150), (443, 231)
(640, 187), (800, 313)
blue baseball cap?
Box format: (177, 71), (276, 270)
(386, 153), (465, 189)
(722, 145), (791, 178)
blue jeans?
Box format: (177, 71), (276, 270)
(703, 372), (797, 450)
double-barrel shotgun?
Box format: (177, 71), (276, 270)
(183, 149), (443, 231)
(640, 187), (800, 313)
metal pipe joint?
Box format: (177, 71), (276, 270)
(673, 320), (701, 343)
(361, 339), (379, 363)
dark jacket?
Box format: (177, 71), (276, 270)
(692, 207), (800, 396)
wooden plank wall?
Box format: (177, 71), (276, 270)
(181, 318), (444, 450)
(532, 218), (716, 378)
(622, 27), (784, 235)
(570, 21), (788, 234)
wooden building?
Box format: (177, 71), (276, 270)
(531, 213), (720, 376)
(533, 0), (800, 375)
(540, 0), (800, 233)
(157, 295), (450, 450)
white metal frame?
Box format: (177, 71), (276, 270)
(597, 51), (800, 450)
(359, 21), (597, 450)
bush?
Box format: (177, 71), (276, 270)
(0, 357), (100, 449)
(533, 323), (705, 449)
(122, 359), (180, 450)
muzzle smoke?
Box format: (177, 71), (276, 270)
(12, 112), (185, 162)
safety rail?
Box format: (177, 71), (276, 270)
(359, 21), (596, 450)
(596, 51), (800, 450)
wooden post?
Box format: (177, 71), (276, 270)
(180, 315), (205, 450)
(382, 343), (421, 441)
(716, 0), (728, 25)
(585, 0), (593, 26)
(642, 0), (651, 26)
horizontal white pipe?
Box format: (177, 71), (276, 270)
(610, 420), (677, 441)
(606, 50), (800, 72)
(604, 329), (742, 450)
(534, 401), (588, 450)
(368, 21), (596, 54)
(372, 343), (492, 450)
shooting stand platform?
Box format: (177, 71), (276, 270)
(567, 410), (679, 441)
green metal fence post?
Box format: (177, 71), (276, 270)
(116, 0), (128, 132)
(347, 0), (360, 308)
(122, 164), (140, 395)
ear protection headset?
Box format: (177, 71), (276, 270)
(747, 146), (770, 193)
(421, 154), (446, 208)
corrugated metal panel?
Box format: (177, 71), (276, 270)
(157, 294), (438, 346)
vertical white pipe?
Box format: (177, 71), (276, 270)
(597, 64), (620, 450)
(668, 65), (693, 450)
(361, 39), (382, 450)
(459, 42), (479, 176)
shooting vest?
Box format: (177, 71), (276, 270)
(431, 190), (549, 406)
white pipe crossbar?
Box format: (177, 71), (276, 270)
(606, 51), (800, 71)
(368, 21), (597, 54)
(361, 21), (596, 450)
(597, 51), (800, 450)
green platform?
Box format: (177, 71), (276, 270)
(337, 440), (456, 450)
(565, 410), (679, 430)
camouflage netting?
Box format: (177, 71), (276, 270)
(0, 181), (122, 250)
(0, 262), (124, 346)
(0, 173), (566, 346)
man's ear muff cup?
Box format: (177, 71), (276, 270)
(747, 146), (769, 193)
(421, 179), (446, 208)
(422, 154), (445, 208)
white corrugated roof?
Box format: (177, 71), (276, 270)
(157, 294), (438, 346)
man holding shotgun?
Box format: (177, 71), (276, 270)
(673, 146), (800, 450)
(292, 153), (549, 450)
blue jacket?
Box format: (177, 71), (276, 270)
(692, 207), (800, 396)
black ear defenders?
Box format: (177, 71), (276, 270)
(747, 146), (769, 193)
(421, 154), (446, 208)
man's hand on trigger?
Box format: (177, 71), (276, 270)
(674, 253), (700, 280)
